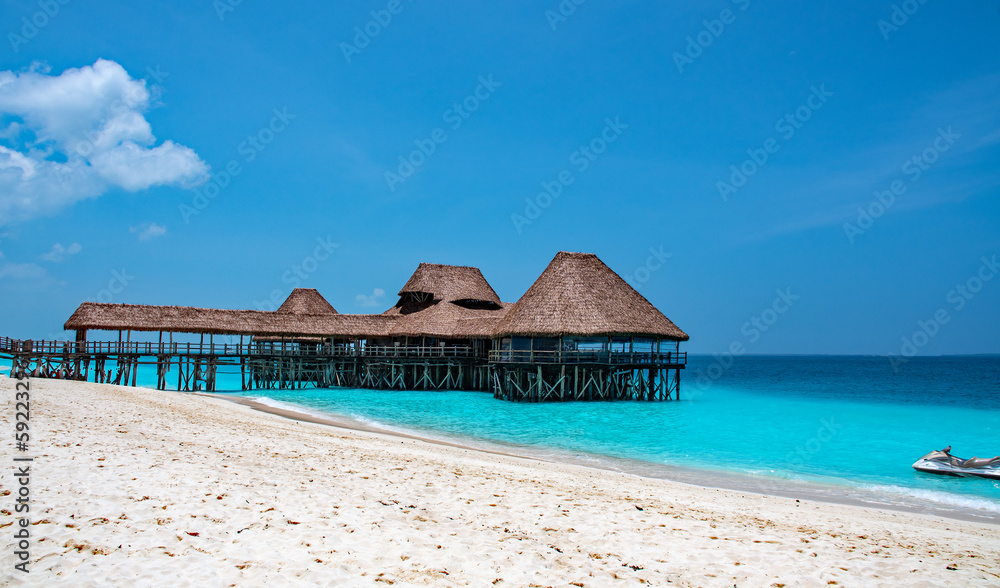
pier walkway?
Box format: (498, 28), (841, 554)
(1, 336), (686, 400)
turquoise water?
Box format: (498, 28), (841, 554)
(224, 356), (1000, 518)
(9, 356), (1000, 519)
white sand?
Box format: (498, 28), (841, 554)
(2, 377), (998, 587)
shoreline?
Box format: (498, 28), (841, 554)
(206, 391), (1000, 526)
(5, 376), (1000, 585)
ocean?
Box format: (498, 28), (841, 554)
(8, 355), (1000, 521)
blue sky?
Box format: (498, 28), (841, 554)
(0, 1), (998, 355)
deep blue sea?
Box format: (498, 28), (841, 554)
(7, 355), (999, 520)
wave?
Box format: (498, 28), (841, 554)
(248, 396), (478, 448)
(859, 483), (1000, 514)
(342, 413), (394, 430)
(347, 413), (497, 448)
(249, 396), (341, 421)
(699, 467), (1000, 517)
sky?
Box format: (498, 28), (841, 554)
(0, 1), (998, 356)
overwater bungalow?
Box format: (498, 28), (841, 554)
(2, 251), (688, 401)
(490, 252), (687, 401)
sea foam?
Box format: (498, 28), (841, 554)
(250, 396), (337, 421)
(860, 483), (1000, 514)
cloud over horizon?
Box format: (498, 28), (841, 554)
(0, 59), (208, 226)
(355, 288), (386, 307)
(130, 221), (167, 241)
(41, 242), (81, 262)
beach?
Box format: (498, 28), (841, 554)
(2, 377), (999, 587)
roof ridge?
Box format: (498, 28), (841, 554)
(277, 288), (338, 315)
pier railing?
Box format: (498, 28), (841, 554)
(1, 337), (260, 357)
(0, 337), (481, 360)
(362, 345), (478, 358)
(488, 349), (687, 366)
(1, 336), (684, 366)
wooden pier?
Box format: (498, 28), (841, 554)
(489, 349), (685, 401)
(0, 337), (496, 393)
(1, 336), (684, 400)
(2, 251), (690, 402)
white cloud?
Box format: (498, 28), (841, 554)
(92, 140), (205, 191)
(355, 288), (386, 307)
(129, 222), (167, 241)
(0, 255), (60, 290)
(0, 261), (46, 280)
(41, 242), (81, 262)
(0, 59), (209, 226)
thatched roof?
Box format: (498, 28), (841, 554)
(64, 302), (394, 337)
(277, 288), (337, 315)
(398, 263), (501, 304)
(63, 252), (688, 342)
(379, 262), (506, 338)
(65, 303), (269, 335)
(494, 252), (689, 340)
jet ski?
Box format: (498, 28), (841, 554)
(912, 448), (1000, 480)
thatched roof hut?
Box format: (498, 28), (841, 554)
(54, 252), (689, 399)
(63, 252), (686, 343)
(380, 263), (508, 339)
(397, 263), (501, 306)
(277, 288), (337, 315)
(494, 251), (688, 340)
